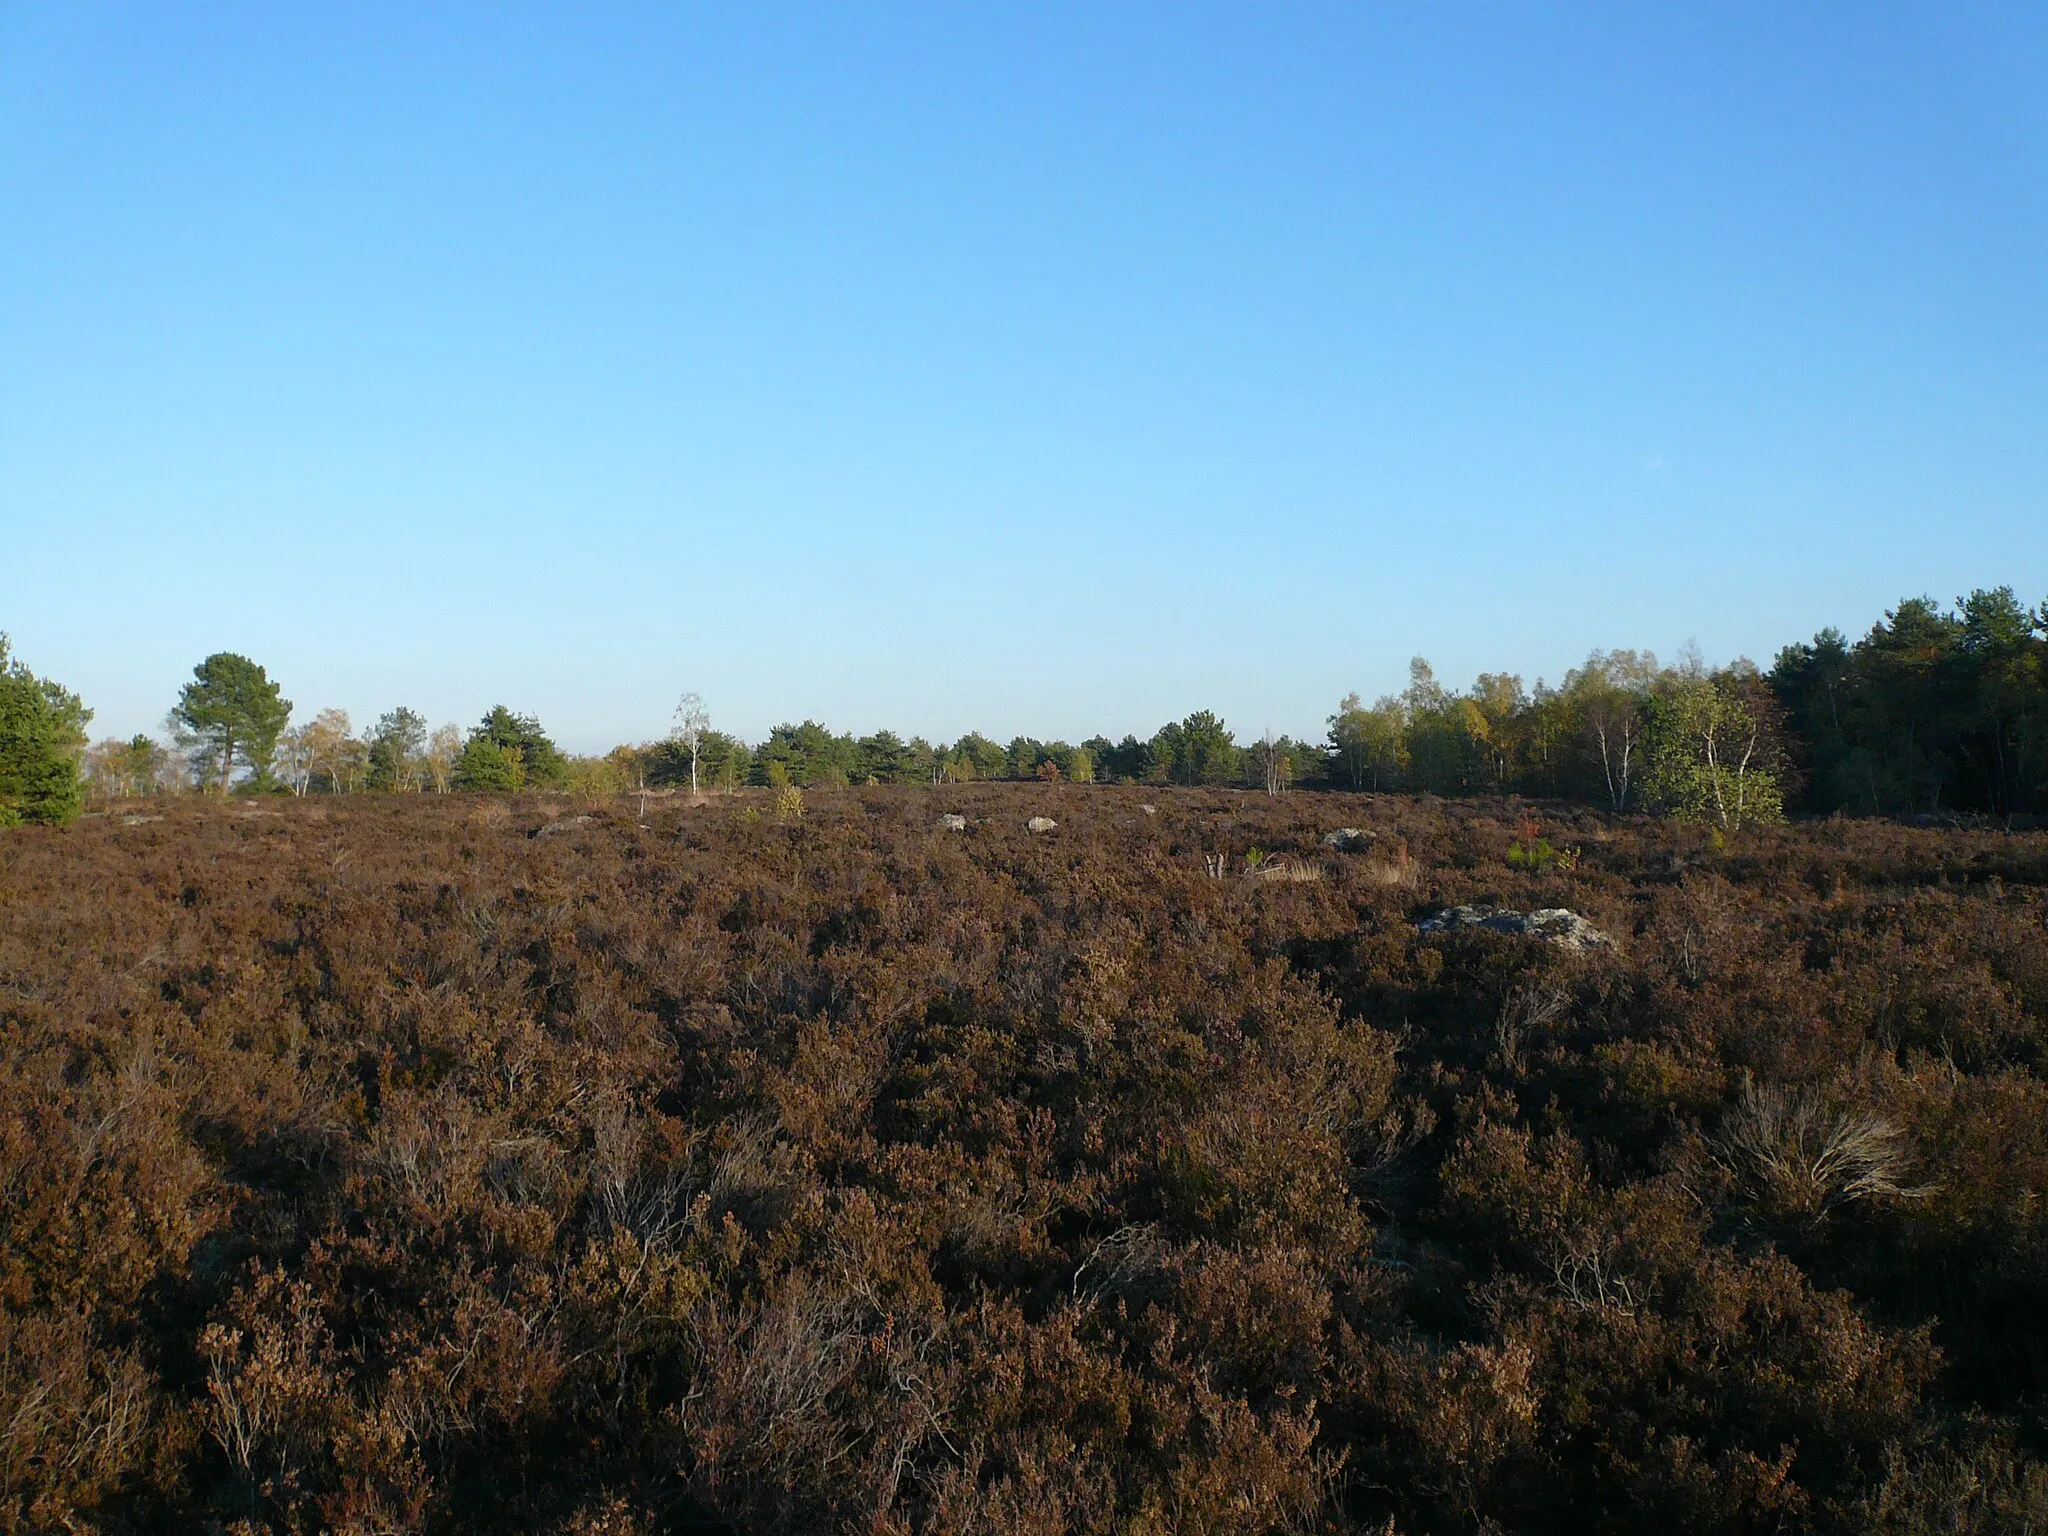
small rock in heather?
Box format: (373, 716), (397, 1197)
(938, 813), (968, 831)
(532, 816), (595, 839)
(1419, 905), (1614, 952)
(1139, 804), (1158, 816)
(1026, 816), (1058, 833)
(1323, 827), (1373, 850)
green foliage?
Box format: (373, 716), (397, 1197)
(103, 580), (2048, 829)
(172, 652), (291, 792)
(1402, 658), (1489, 793)
(84, 734), (170, 799)
(0, 634), (91, 827)
(464, 706), (565, 788)
(453, 737), (525, 790)
(365, 706), (428, 791)
(1641, 671), (1788, 829)
(1328, 691), (1407, 790)
(855, 729), (920, 785)
(755, 720), (859, 787)
(1153, 709), (1241, 785)
(1005, 735), (1049, 779)
(1089, 732), (1157, 783)
(950, 731), (1011, 781)
(702, 729), (754, 791)
(644, 729), (752, 791)
(1559, 649), (1660, 810)
(560, 754), (625, 801)
(1773, 588), (2048, 817)
(1506, 836), (1577, 872)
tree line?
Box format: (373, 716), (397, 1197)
(2, 583), (2043, 827)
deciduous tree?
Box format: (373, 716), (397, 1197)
(272, 725), (316, 796)
(367, 708), (429, 792)
(1642, 668), (1787, 829)
(423, 725), (462, 793)
(85, 734), (171, 799)
(671, 692), (711, 795)
(300, 710), (360, 794)
(1565, 650), (1660, 812)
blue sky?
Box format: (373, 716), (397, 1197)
(3, 4), (2043, 752)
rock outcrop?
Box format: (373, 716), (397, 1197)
(1025, 817), (1057, 834)
(1322, 827), (1373, 851)
(1418, 905), (1614, 952)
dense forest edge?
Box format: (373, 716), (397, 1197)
(4, 585), (2046, 830)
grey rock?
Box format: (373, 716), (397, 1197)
(532, 815), (595, 839)
(1025, 816), (1058, 834)
(938, 813), (968, 831)
(1419, 905), (1614, 952)
(121, 814), (163, 826)
(1139, 804), (1158, 816)
(1323, 827), (1373, 851)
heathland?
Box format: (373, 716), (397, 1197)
(3, 786), (2046, 1532)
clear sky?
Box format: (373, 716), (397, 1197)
(3, 4), (2043, 752)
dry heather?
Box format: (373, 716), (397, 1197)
(2, 787), (2047, 1534)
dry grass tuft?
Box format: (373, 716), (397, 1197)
(1716, 1079), (1933, 1218)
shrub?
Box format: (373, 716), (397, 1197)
(0, 789), (2040, 1531)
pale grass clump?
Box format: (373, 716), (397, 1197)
(1361, 839), (1418, 887)
(1245, 855), (1326, 884)
(1716, 1079), (1932, 1219)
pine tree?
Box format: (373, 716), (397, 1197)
(0, 635), (92, 827)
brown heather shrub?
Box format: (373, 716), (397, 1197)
(0, 788), (2043, 1532)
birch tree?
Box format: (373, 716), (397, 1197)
(1566, 650), (1660, 812)
(424, 725), (462, 793)
(302, 710), (358, 794)
(273, 725), (316, 796)
(671, 692), (711, 796)
(1642, 669), (1786, 829)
